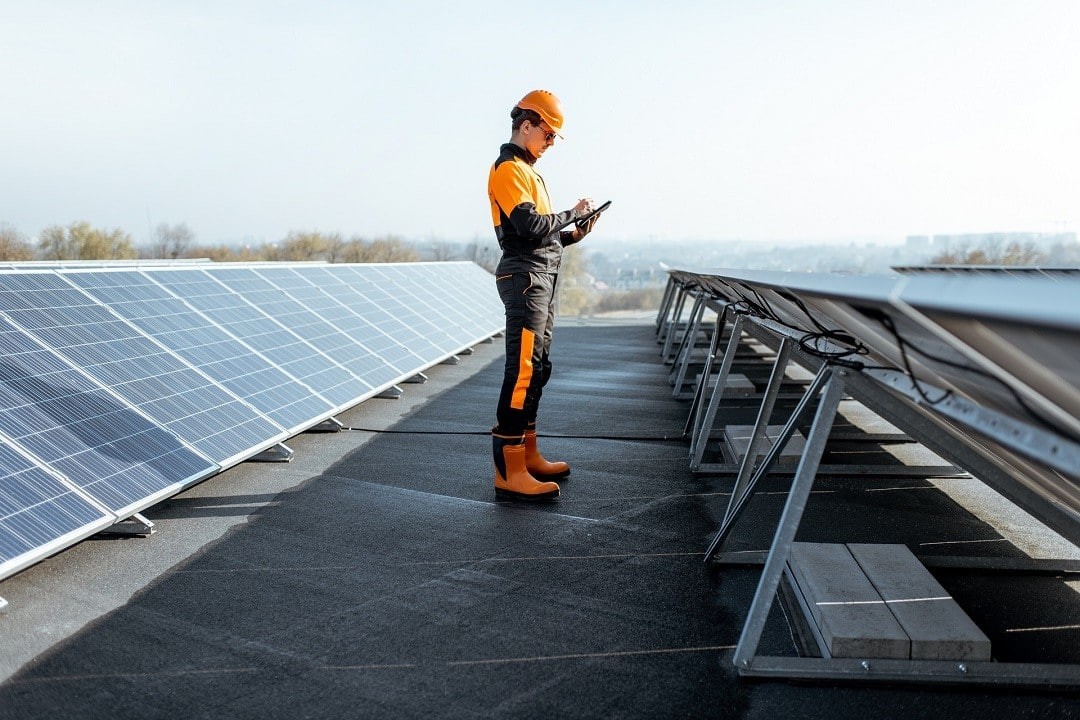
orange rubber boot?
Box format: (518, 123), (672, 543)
(524, 429), (570, 479)
(493, 432), (559, 500)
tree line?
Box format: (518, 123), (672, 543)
(0, 220), (665, 317)
(0, 221), (497, 267)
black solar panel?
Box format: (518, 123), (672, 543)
(144, 268), (371, 409)
(0, 261), (502, 584)
(65, 270), (335, 434)
(0, 272), (284, 465)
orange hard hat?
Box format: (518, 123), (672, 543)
(516, 89), (565, 138)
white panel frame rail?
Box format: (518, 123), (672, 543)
(660, 268), (1080, 689)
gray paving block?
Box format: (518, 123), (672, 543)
(787, 543), (910, 659)
(724, 424), (807, 461)
(849, 543), (991, 661)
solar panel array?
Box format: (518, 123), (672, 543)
(658, 267), (1080, 687)
(0, 261), (501, 581)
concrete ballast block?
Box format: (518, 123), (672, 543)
(848, 543), (991, 661)
(787, 543), (910, 659)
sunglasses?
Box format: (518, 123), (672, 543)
(530, 121), (556, 142)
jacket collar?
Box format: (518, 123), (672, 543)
(502, 142), (537, 166)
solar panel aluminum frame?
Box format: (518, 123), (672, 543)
(0, 435), (117, 582)
(679, 268), (1080, 542)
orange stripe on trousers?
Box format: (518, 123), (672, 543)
(510, 328), (536, 410)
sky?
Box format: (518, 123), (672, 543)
(2, 0), (1078, 248)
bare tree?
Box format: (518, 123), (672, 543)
(0, 223), (35, 261)
(152, 222), (195, 259)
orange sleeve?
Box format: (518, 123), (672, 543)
(488, 160), (535, 220)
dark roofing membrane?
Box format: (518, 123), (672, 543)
(0, 322), (1078, 718)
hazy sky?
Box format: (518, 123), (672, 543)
(2, 1), (1077, 247)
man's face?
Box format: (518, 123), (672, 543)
(523, 119), (556, 158)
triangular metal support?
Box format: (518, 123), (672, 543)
(249, 442), (294, 463)
(441, 356), (461, 365)
(306, 417), (344, 433)
(404, 372), (428, 384)
(458, 347), (475, 356)
(377, 385), (403, 399)
(98, 512), (156, 537)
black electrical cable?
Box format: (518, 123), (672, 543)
(874, 314), (1079, 442)
(340, 427), (688, 442)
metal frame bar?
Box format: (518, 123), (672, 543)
(733, 370), (847, 668)
(690, 315), (747, 469)
(660, 287), (691, 360)
(669, 292), (706, 381)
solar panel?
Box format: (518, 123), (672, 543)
(364, 264), (482, 353)
(0, 271), (285, 467)
(250, 266), (410, 390)
(399, 262), (505, 342)
(292, 265), (442, 365)
(0, 314), (216, 513)
(0, 436), (113, 579)
(63, 269), (336, 435)
(143, 268), (372, 409)
(662, 266), (1080, 687)
(200, 267), (389, 394)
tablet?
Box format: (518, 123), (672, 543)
(575, 200), (611, 227)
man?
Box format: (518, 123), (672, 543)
(486, 89), (600, 500)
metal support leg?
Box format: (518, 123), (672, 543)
(98, 512), (156, 537)
(249, 442), (294, 463)
(377, 385), (403, 399)
(690, 315), (747, 469)
(661, 288), (689, 359)
(656, 277), (677, 336)
(684, 309), (728, 438)
(670, 294), (706, 388)
(732, 372), (846, 670)
(705, 364), (833, 560)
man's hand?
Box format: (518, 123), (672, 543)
(570, 212), (600, 242)
(572, 197), (594, 218)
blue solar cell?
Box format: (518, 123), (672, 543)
(254, 267), (420, 384)
(365, 265), (479, 349)
(332, 265), (461, 355)
(204, 267), (393, 393)
(0, 273), (283, 465)
(0, 438), (111, 571)
(144, 269), (371, 409)
(0, 316), (216, 512)
(302, 266), (445, 363)
(64, 270), (335, 434)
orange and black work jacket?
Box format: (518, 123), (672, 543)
(488, 143), (581, 275)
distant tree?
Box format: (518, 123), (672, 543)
(428, 239), (456, 261)
(338, 234), (419, 263)
(150, 222), (195, 259)
(186, 243), (264, 262)
(464, 236), (498, 272)
(930, 241), (1046, 266)
(0, 223), (35, 261)
(555, 246), (594, 316)
(38, 221), (137, 260)
(268, 230), (340, 261)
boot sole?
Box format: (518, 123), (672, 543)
(530, 469), (570, 481)
(494, 487), (560, 502)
